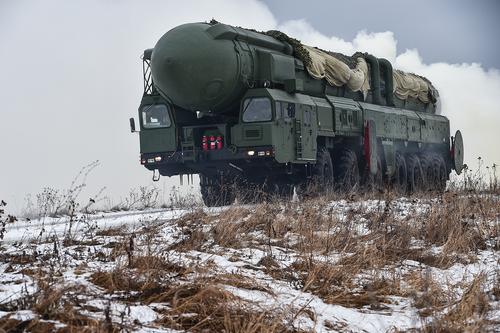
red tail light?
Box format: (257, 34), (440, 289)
(202, 135), (208, 151)
(209, 136), (216, 150)
(202, 134), (224, 151)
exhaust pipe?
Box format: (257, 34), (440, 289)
(378, 58), (394, 107)
(363, 55), (382, 105)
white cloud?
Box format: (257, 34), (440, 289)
(278, 19), (397, 62)
(395, 49), (500, 169)
(279, 19), (356, 55)
(353, 31), (397, 63)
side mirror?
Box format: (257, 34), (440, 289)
(129, 118), (136, 133)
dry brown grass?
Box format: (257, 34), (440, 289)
(156, 281), (303, 333)
(1, 190), (498, 332)
(403, 270), (451, 318)
(447, 274), (490, 321)
(0, 280), (118, 333)
(90, 268), (140, 293)
(207, 191), (497, 262)
(202, 192), (498, 321)
(0, 314), (117, 333)
(280, 258), (403, 309)
(90, 268), (302, 332)
(418, 273), (496, 332)
(421, 194), (494, 255)
(95, 226), (126, 237)
(167, 209), (210, 252)
(90, 255), (188, 303)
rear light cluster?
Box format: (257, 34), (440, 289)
(247, 149), (273, 157)
(202, 135), (223, 151)
(141, 156), (162, 164)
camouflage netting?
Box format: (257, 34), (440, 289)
(209, 20), (438, 105)
(393, 70), (438, 104)
(264, 29), (438, 105)
(303, 45), (370, 97)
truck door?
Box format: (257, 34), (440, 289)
(297, 104), (317, 161)
(274, 101), (295, 162)
(139, 103), (177, 154)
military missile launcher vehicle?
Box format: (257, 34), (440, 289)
(130, 21), (464, 206)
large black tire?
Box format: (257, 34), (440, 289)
(432, 154), (447, 192)
(200, 175), (234, 207)
(335, 149), (360, 193)
(234, 179), (274, 204)
(264, 181), (294, 201)
(393, 152), (407, 194)
(420, 153), (447, 192)
(420, 153), (435, 191)
(407, 154), (424, 193)
(235, 179), (293, 204)
(297, 148), (334, 197)
(363, 157), (383, 193)
(313, 148), (334, 191)
(234, 181), (257, 204)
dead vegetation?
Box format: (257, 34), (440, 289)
(155, 282), (297, 333)
(1, 189), (499, 332)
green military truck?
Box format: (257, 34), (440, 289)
(130, 21), (464, 206)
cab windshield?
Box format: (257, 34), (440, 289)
(242, 97), (272, 123)
(141, 104), (171, 129)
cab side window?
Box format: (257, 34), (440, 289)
(242, 98), (272, 123)
(141, 104), (171, 129)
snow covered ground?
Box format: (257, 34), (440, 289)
(0, 195), (499, 332)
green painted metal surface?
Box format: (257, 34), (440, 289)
(135, 21), (460, 182)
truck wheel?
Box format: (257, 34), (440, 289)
(432, 155), (447, 192)
(420, 153), (435, 191)
(277, 182), (294, 200)
(234, 181), (267, 204)
(264, 181), (294, 201)
(234, 181), (253, 204)
(296, 148), (334, 198)
(363, 157), (383, 192)
(393, 152), (407, 194)
(335, 149), (360, 192)
(313, 148), (334, 193)
(407, 154), (424, 193)
(200, 175), (234, 207)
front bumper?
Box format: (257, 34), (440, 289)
(140, 146), (280, 177)
(141, 146), (274, 166)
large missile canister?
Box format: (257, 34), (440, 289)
(151, 23), (246, 113)
(151, 22), (294, 114)
(151, 22), (440, 115)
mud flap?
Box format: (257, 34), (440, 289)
(152, 169), (160, 182)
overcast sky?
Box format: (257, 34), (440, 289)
(1, 0), (499, 213)
(264, 0), (500, 69)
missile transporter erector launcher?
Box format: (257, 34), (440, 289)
(131, 21), (464, 206)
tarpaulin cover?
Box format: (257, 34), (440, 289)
(301, 45), (437, 104)
(304, 45), (370, 98)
